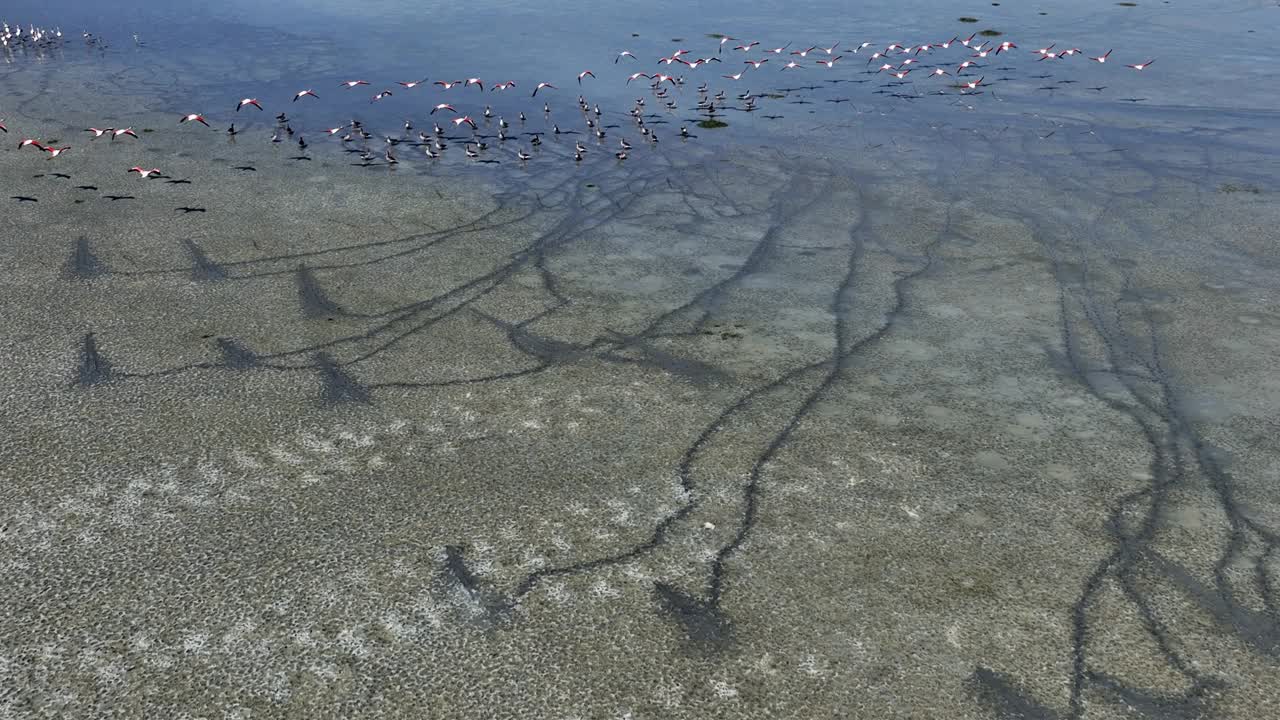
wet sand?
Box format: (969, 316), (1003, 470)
(3, 11), (1280, 720)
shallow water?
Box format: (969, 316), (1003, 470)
(2, 1), (1279, 718)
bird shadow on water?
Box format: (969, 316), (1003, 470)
(653, 582), (734, 651)
(62, 236), (108, 280)
(440, 545), (517, 628)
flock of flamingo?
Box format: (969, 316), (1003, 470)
(2, 18), (1155, 182)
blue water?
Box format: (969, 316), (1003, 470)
(9, 0), (1279, 160)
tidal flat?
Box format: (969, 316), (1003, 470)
(2, 0), (1279, 717)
